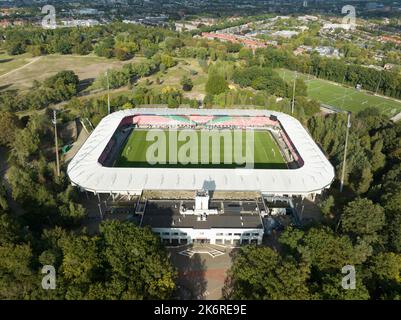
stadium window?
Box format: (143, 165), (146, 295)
(244, 233), (251, 236)
(180, 232), (187, 236)
(234, 233), (241, 236)
(226, 233), (232, 236)
(162, 232), (170, 236)
(216, 233), (224, 236)
(252, 233), (260, 236)
(173, 232), (179, 236)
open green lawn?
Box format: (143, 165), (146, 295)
(0, 52), (35, 78)
(0, 53), (143, 92)
(115, 129), (287, 169)
(277, 69), (401, 117)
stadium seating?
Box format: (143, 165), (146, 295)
(131, 115), (279, 128)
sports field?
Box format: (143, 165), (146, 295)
(277, 69), (401, 117)
(115, 129), (287, 169)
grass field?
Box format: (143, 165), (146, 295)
(0, 52), (35, 78)
(277, 69), (401, 117)
(0, 53), (143, 92)
(115, 129), (287, 169)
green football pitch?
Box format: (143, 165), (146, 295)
(114, 129), (287, 169)
(277, 69), (401, 117)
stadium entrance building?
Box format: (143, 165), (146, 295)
(140, 190), (264, 246)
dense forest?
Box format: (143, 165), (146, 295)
(224, 109), (401, 300)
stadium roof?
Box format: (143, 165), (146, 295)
(67, 108), (335, 196)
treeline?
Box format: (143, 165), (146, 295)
(0, 110), (177, 299)
(0, 213), (176, 299)
(0, 71), (79, 112)
(224, 109), (401, 300)
(308, 108), (394, 194)
(202, 62), (320, 120)
(0, 110), (85, 229)
(1, 23), (176, 60)
(95, 53), (176, 90)
(252, 47), (401, 99)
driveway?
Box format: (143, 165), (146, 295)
(168, 244), (235, 300)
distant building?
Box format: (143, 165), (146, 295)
(379, 35), (401, 45)
(75, 8), (100, 15)
(322, 23), (354, 31)
(61, 19), (100, 28)
(384, 64), (401, 73)
(297, 15), (319, 23)
(175, 22), (198, 32)
(294, 45), (341, 58)
(315, 46), (341, 58)
(201, 32), (268, 50)
(272, 30), (299, 38)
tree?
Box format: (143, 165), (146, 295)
(223, 246), (311, 299)
(295, 78), (307, 96)
(160, 54), (176, 68)
(59, 234), (101, 285)
(370, 139), (386, 172)
(0, 211), (20, 245)
(342, 198), (385, 243)
(367, 252), (401, 299)
(11, 128), (40, 164)
(319, 195), (335, 218)
(205, 74), (228, 95)
(0, 243), (38, 299)
(280, 227), (370, 272)
(180, 75), (193, 92)
(99, 221), (176, 299)
(114, 47), (131, 61)
(319, 273), (370, 300)
(0, 111), (21, 147)
(95, 37), (115, 58)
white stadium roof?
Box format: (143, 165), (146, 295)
(67, 108), (335, 196)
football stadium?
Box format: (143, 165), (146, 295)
(67, 108), (335, 245)
(67, 108), (335, 197)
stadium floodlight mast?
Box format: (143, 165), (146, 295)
(52, 110), (61, 177)
(291, 71), (297, 114)
(106, 70), (111, 114)
(340, 112), (351, 192)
